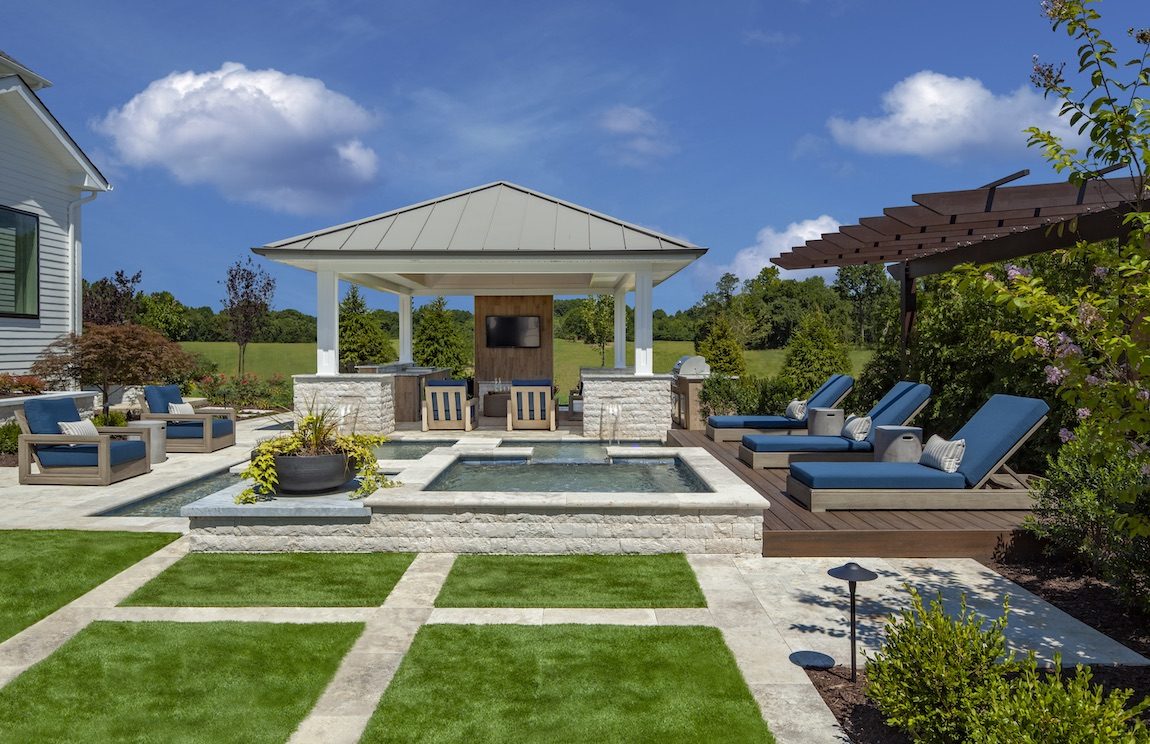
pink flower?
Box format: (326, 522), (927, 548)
(1044, 365), (1068, 385)
(1076, 408), (1091, 420)
(1033, 336), (1051, 354)
(1059, 428), (1075, 443)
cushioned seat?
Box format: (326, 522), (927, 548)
(23, 397), (82, 434)
(144, 384), (184, 414)
(167, 418), (235, 439)
(709, 414), (803, 430)
(951, 395), (1050, 487)
(741, 435), (874, 453)
(36, 440), (147, 468)
(789, 461), (967, 490)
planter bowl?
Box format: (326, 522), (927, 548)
(273, 453), (352, 494)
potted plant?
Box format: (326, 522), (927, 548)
(236, 408), (396, 504)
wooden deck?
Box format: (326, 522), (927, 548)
(666, 429), (1032, 560)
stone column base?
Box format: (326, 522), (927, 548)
(292, 374), (395, 434)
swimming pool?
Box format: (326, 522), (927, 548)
(100, 472), (242, 517)
(425, 455), (711, 493)
(372, 440), (458, 459)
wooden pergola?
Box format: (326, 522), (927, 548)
(771, 169), (1146, 343)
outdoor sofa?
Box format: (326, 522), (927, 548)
(507, 379), (557, 431)
(421, 379), (478, 431)
(785, 393), (1048, 512)
(705, 373), (854, 442)
(15, 397), (151, 486)
(141, 384), (236, 453)
(738, 380), (931, 469)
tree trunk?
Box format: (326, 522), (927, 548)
(237, 343), (246, 377)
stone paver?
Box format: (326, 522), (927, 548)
(97, 607), (376, 623)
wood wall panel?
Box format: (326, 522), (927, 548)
(473, 295), (553, 382)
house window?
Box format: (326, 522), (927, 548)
(0, 206), (38, 317)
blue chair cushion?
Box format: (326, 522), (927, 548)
(807, 374), (854, 408)
(790, 461), (967, 490)
(865, 382), (932, 441)
(23, 397), (82, 435)
(144, 385), (184, 414)
(708, 415), (805, 430)
(166, 418), (234, 439)
(742, 435), (873, 453)
(36, 440), (146, 468)
(426, 379), (466, 387)
(952, 394), (1049, 487)
(511, 379), (552, 387)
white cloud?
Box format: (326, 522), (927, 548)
(828, 70), (1075, 158)
(702, 215), (842, 284)
(96, 62), (379, 214)
(597, 105), (676, 166)
(742, 29), (800, 48)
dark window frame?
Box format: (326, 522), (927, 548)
(0, 204), (40, 319)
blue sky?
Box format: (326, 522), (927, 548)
(7, 0), (1144, 313)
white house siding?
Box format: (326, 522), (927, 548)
(0, 93), (82, 374)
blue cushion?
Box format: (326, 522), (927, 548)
(144, 385), (184, 414)
(952, 394), (1049, 487)
(511, 379), (551, 387)
(865, 382), (932, 440)
(166, 418), (234, 439)
(742, 435), (873, 453)
(426, 379), (466, 387)
(790, 461), (967, 490)
(807, 374), (854, 408)
(23, 397), (81, 435)
(708, 415), (805, 430)
(36, 440), (147, 468)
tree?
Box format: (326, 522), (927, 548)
(137, 291), (189, 340)
(695, 314), (746, 377)
(82, 270), (141, 326)
(33, 324), (195, 416)
(577, 295), (614, 366)
(777, 312), (851, 399)
(339, 286), (396, 372)
(413, 296), (471, 376)
(835, 264), (894, 345)
(222, 257), (275, 377)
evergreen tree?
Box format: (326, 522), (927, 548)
(413, 296), (471, 376)
(695, 314), (746, 377)
(777, 312), (851, 398)
(339, 286), (395, 372)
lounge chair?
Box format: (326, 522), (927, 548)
(421, 379), (478, 431)
(705, 374), (854, 442)
(140, 384), (236, 453)
(785, 394), (1048, 511)
(738, 381), (931, 468)
(15, 397), (151, 485)
(507, 379), (557, 431)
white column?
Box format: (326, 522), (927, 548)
(398, 294), (413, 363)
(613, 287), (627, 368)
(634, 270), (653, 375)
(316, 270), (339, 375)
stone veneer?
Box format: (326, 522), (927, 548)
(581, 370), (672, 440)
(293, 374), (395, 434)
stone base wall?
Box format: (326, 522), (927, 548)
(293, 374), (395, 434)
(188, 508), (763, 554)
(581, 374), (672, 440)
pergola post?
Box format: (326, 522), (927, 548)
(613, 286), (627, 368)
(398, 294), (413, 364)
(634, 270), (653, 375)
(316, 270), (339, 375)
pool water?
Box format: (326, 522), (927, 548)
(372, 440), (458, 459)
(496, 440), (661, 463)
(101, 472), (242, 517)
(426, 458), (711, 493)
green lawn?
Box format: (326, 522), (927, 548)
(364, 624), (774, 743)
(122, 552), (416, 607)
(0, 621), (362, 743)
(435, 554), (707, 608)
(0, 530), (179, 643)
(181, 341), (316, 378)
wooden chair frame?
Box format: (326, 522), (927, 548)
(15, 410), (152, 486)
(140, 407), (236, 453)
(507, 383), (557, 431)
(421, 386), (478, 431)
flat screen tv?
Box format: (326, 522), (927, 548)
(485, 315), (541, 348)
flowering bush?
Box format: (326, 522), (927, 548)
(191, 373), (292, 410)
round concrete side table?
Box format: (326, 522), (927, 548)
(132, 420), (168, 464)
(874, 425), (923, 463)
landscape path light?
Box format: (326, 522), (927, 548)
(827, 561), (878, 682)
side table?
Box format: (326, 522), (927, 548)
(808, 407), (845, 436)
(484, 391), (510, 418)
(874, 425), (923, 463)
(131, 420), (168, 464)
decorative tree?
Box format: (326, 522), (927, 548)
(777, 312), (851, 398)
(222, 257), (275, 377)
(835, 264), (894, 345)
(578, 295), (615, 366)
(33, 324), (195, 416)
(82, 270), (141, 326)
(413, 296), (471, 376)
(695, 314), (747, 377)
(137, 291), (189, 340)
(339, 285), (396, 372)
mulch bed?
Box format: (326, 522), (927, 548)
(806, 556), (1150, 743)
(0, 453), (15, 468)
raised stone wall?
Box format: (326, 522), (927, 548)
(581, 372), (671, 440)
(293, 374), (395, 434)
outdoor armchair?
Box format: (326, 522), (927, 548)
(421, 379), (478, 431)
(706, 374), (854, 442)
(507, 379), (557, 431)
(16, 397), (151, 486)
(140, 384), (236, 453)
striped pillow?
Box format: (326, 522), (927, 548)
(168, 402), (196, 415)
(58, 419), (99, 438)
(784, 399), (807, 421)
(840, 415), (872, 442)
(919, 435), (966, 473)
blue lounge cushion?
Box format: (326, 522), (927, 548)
(166, 418), (234, 439)
(807, 374), (855, 409)
(790, 461), (967, 490)
(23, 397), (82, 435)
(426, 379), (466, 387)
(144, 384), (184, 414)
(742, 435), (874, 454)
(36, 439), (146, 468)
(952, 394), (1049, 487)
(511, 379), (552, 387)
(708, 415), (805, 430)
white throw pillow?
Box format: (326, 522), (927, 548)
(784, 399), (807, 421)
(840, 415), (872, 442)
(169, 402), (196, 415)
(919, 435), (966, 473)
(58, 419), (99, 438)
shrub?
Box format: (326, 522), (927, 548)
(777, 312), (851, 395)
(866, 587), (1017, 743)
(0, 374), (46, 396)
(695, 314), (746, 377)
(191, 373), (292, 411)
(414, 296), (471, 376)
(91, 411), (128, 427)
(697, 375), (760, 418)
(0, 420), (19, 455)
